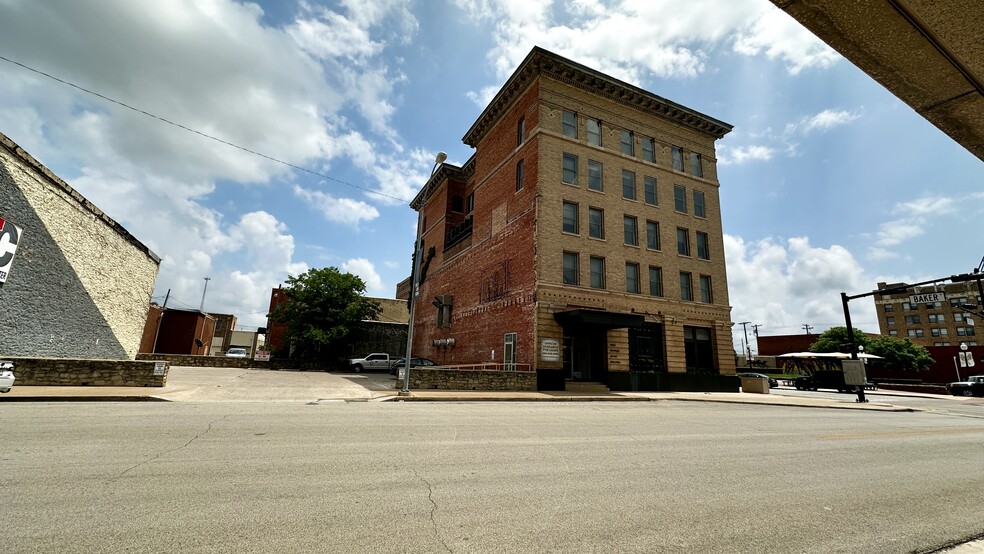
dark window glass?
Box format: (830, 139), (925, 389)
(626, 263), (640, 293)
(563, 252), (579, 285)
(649, 266), (663, 297)
(516, 160), (524, 191)
(693, 190), (706, 217)
(620, 130), (634, 155)
(690, 152), (703, 177)
(623, 216), (638, 246)
(680, 272), (693, 301)
(517, 117), (525, 146)
(590, 257), (606, 289)
(696, 232), (709, 260)
(589, 208), (604, 239)
(587, 118), (601, 146)
(677, 228), (690, 256)
(699, 275), (712, 303)
(674, 185), (687, 213)
(642, 137), (655, 162)
(644, 176), (657, 205)
(588, 160), (603, 191)
(563, 202), (578, 234)
(672, 146), (684, 171)
(622, 170), (636, 200)
(563, 111), (577, 138)
(562, 153), (578, 184)
(647, 220), (660, 250)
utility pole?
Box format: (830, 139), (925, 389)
(802, 323), (813, 334)
(199, 276), (211, 312)
(151, 289), (170, 354)
(737, 321), (751, 364)
(751, 324), (763, 356)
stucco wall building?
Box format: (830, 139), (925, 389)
(408, 48), (736, 390)
(0, 131), (159, 360)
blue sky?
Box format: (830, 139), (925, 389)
(1, 0), (981, 353)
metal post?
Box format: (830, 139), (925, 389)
(953, 356), (961, 382)
(199, 276), (211, 311)
(841, 292), (867, 403)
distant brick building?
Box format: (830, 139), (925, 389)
(0, 131), (160, 360)
(407, 48), (736, 390)
(138, 306), (215, 355)
(875, 281), (982, 347)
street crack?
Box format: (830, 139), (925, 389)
(413, 468), (452, 553)
(115, 415), (230, 479)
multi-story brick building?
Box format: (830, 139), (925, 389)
(408, 48), (736, 391)
(875, 281), (982, 347)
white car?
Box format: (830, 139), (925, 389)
(0, 360), (15, 393)
(225, 348), (248, 358)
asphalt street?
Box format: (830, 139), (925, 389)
(2, 400), (983, 553)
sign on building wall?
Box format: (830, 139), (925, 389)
(909, 292), (946, 304)
(0, 216), (24, 284)
(540, 338), (560, 362)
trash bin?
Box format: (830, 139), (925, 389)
(740, 376), (770, 394)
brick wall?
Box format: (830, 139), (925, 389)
(8, 357), (168, 386)
(405, 367), (537, 391)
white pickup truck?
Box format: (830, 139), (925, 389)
(948, 375), (984, 397)
(349, 353), (391, 373)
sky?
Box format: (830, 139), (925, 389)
(0, 0), (981, 354)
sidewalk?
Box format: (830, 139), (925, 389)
(1, 382), (922, 411)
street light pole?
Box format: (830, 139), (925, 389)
(199, 276), (211, 312)
(401, 151), (447, 396)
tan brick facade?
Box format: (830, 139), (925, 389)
(410, 48), (736, 390)
(875, 281), (982, 347)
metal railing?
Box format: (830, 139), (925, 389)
(427, 363), (533, 372)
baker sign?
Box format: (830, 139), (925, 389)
(0, 216), (24, 284)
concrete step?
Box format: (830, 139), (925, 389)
(565, 381), (610, 393)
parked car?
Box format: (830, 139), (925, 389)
(947, 375), (984, 397)
(390, 357), (438, 376)
(225, 348), (248, 358)
(349, 353), (393, 373)
(738, 372), (778, 388)
(795, 371), (857, 393)
(0, 360), (15, 393)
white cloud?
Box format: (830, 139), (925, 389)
(718, 144), (775, 165)
(732, 6), (840, 75)
(342, 257), (386, 295)
(725, 234), (877, 350)
(293, 185), (380, 224)
(802, 109), (861, 132)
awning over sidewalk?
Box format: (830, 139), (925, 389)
(553, 309), (645, 330)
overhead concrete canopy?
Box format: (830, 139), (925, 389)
(772, 0), (984, 163)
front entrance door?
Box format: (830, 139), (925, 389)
(563, 331), (607, 382)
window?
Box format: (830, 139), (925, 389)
(884, 304), (894, 312)
(672, 146), (684, 171)
(587, 118), (601, 146)
(680, 272), (693, 301)
(693, 190), (706, 218)
(451, 195), (464, 213)
(646, 220), (660, 250)
(590, 256), (606, 289)
(674, 185), (687, 213)
(904, 315), (921, 324)
(466, 193), (474, 215)
(925, 301), (942, 310)
(626, 263), (640, 293)
(903, 302), (917, 311)
(955, 312), (965, 322)
(562, 252), (579, 285)
(562, 202), (579, 234)
(644, 176), (657, 205)
(622, 170), (636, 200)
(589, 208), (604, 239)
(677, 228), (690, 256)
(696, 232), (709, 260)
(889, 330), (898, 336)
(623, 215), (638, 246)
(908, 329), (924, 338)
(648, 266), (663, 297)
(957, 327), (976, 336)
(620, 130), (634, 156)
(517, 117), (525, 146)
(699, 275), (712, 303)
(504, 333), (517, 370)
(690, 152), (703, 177)
(931, 328), (949, 337)
(641, 136), (655, 162)
(588, 160), (604, 191)
(563, 110), (577, 138)
(516, 159), (525, 191)
(435, 296), (453, 329)
(928, 314), (946, 323)
(886, 316), (896, 326)
(951, 297), (968, 308)
(562, 153), (578, 185)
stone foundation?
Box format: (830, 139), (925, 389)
(402, 367), (537, 391)
(6, 357), (168, 386)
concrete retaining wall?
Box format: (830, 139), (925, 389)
(136, 353), (334, 372)
(7, 357), (168, 386)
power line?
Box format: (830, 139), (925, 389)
(0, 54), (412, 204)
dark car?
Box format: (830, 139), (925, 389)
(795, 371), (857, 393)
(389, 357), (437, 376)
(738, 372), (778, 388)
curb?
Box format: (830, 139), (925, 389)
(0, 395), (170, 402)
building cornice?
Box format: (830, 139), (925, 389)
(410, 155), (476, 210)
(463, 47), (733, 147)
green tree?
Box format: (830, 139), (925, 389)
(866, 335), (933, 372)
(809, 326), (871, 353)
(269, 267), (381, 361)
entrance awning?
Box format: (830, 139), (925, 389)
(553, 309), (645, 330)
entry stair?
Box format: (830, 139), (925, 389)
(565, 381), (610, 394)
